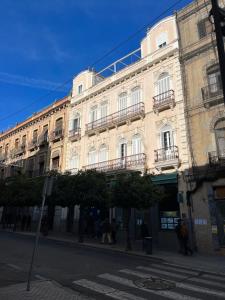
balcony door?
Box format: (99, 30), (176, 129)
(215, 119), (225, 158)
(161, 125), (174, 160)
(118, 92), (127, 117)
(157, 72), (170, 102)
(119, 141), (127, 168)
(90, 106), (98, 129)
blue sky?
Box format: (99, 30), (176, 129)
(0, 0), (192, 132)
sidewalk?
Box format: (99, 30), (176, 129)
(0, 280), (92, 300)
(4, 229), (225, 274)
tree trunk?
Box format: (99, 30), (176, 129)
(78, 206), (84, 243)
(124, 207), (132, 251)
(66, 206), (74, 233)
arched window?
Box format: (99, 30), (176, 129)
(55, 117), (63, 129)
(131, 87), (141, 106)
(214, 118), (225, 157)
(160, 124), (174, 149)
(118, 92), (127, 113)
(70, 112), (80, 131)
(99, 144), (108, 162)
(157, 72), (170, 96)
(88, 147), (97, 165)
(118, 138), (127, 159)
(132, 134), (142, 155)
(69, 151), (79, 172)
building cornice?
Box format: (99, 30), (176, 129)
(0, 97), (70, 142)
(180, 40), (217, 62)
(71, 48), (179, 108)
(177, 1), (210, 22)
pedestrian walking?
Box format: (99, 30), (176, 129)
(101, 218), (112, 244)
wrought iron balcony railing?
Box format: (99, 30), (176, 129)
(208, 151), (225, 167)
(154, 146), (179, 163)
(153, 90), (175, 113)
(38, 132), (49, 146)
(11, 144), (26, 157)
(28, 139), (38, 150)
(50, 128), (64, 142)
(201, 82), (223, 107)
(68, 128), (81, 141)
(84, 153), (146, 172)
(85, 102), (145, 135)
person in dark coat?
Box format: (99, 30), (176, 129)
(101, 218), (112, 244)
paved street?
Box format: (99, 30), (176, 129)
(1, 231), (225, 300)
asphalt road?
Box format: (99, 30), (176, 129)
(0, 231), (225, 300)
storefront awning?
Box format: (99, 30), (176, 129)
(151, 172), (177, 185)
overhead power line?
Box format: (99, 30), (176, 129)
(0, 0), (186, 125)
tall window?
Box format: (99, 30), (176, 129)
(71, 112), (80, 132)
(197, 18), (212, 39)
(161, 125), (173, 149)
(131, 87), (141, 106)
(118, 92), (127, 113)
(157, 72), (170, 96)
(22, 135), (26, 146)
(118, 139), (127, 159)
(5, 144), (9, 156)
(90, 106), (98, 123)
(156, 32), (168, 49)
(207, 64), (222, 94)
(43, 125), (48, 142)
(99, 144), (108, 162)
(55, 118), (63, 130)
(78, 84), (83, 94)
(33, 130), (38, 143)
(132, 134), (142, 155)
(69, 152), (79, 171)
(100, 102), (108, 119)
(15, 138), (19, 149)
(215, 119), (225, 157)
(88, 147), (97, 165)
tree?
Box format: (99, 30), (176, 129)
(110, 171), (161, 251)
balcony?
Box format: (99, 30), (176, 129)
(68, 128), (81, 142)
(85, 102), (145, 136)
(208, 151), (225, 168)
(38, 132), (49, 147)
(84, 153), (146, 173)
(154, 146), (179, 170)
(11, 144), (26, 157)
(50, 128), (63, 142)
(28, 140), (38, 151)
(153, 90), (175, 113)
(201, 82), (223, 107)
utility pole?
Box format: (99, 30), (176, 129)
(210, 0), (225, 103)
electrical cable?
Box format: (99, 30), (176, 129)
(0, 0), (187, 126)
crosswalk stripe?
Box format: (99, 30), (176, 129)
(203, 273), (225, 282)
(137, 266), (225, 288)
(120, 268), (225, 299)
(73, 279), (147, 300)
(137, 266), (186, 279)
(151, 264), (199, 276)
(99, 273), (202, 300)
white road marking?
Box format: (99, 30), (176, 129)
(137, 266), (186, 279)
(151, 264), (199, 276)
(99, 273), (202, 300)
(35, 274), (47, 280)
(203, 273), (225, 282)
(136, 266), (225, 288)
(73, 279), (147, 300)
(7, 264), (22, 270)
(121, 268), (225, 299)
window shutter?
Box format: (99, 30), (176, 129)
(198, 19), (206, 39)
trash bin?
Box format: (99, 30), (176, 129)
(144, 237), (152, 254)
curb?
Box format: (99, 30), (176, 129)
(3, 230), (164, 263)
